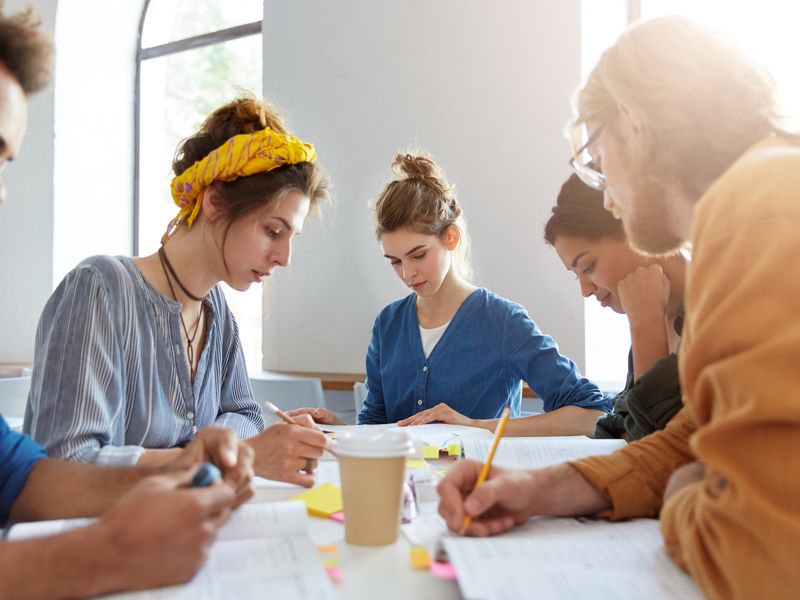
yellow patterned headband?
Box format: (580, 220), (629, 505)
(162, 127), (317, 243)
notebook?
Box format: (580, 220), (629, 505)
(462, 435), (627, 469)
(7, 501), (336, 599)
(444, 517), (703, 600)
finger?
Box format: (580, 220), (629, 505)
(293, 413), (322, 430)
(463, 476), (506, 518)
(284, 470), (316, 488)
(203, 428), (239, 470)
(153, 466), (199, 489)
(437, 480), (467, 532)
(291, 426), (330, 450)
(296, 457), (318, 472)
(191, 482), (237, 515)
(286, 407), (315, 417)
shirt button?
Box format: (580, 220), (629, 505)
(192, 426), (198, 434)
(417, 399), (423, 406)
(187, 411), (195, 419)
(422, 366), (428, 372)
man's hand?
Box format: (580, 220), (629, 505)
(246, 414), (329, 487)
(286, 407), (346, 426)
(93, 468), (236, 592)
(166, 426), (255, 507)
(437, 460), (537, 536)
(664, 461), (705, 503)
(397, 403), (475, 427)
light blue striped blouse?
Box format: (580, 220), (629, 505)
(23, 255), (265, 465)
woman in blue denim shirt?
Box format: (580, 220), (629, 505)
(293, 153), (611, 435)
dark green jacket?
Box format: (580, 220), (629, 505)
(595, 303), (684, 441)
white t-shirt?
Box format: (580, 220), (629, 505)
(419, 321), (450, 358)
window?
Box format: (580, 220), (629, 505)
(136, 0), (264, 371)
(580, 0), (632, 390)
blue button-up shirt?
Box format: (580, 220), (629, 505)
(358, 288), (610, 424)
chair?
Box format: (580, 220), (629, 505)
(249, 373), (326, 424)
(0, 375), (32, 418)
(353, 381), (368, 418)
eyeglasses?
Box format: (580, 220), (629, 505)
(569, 120), (609, 191)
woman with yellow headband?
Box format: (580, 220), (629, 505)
(24, 97), (332, 487)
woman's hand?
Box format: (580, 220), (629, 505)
(246, 414), (329, 487)
(286, 407), (346, 426)
(618, 264), (670, 324)
(397, 402), (476, 427)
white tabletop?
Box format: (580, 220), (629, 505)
(252, 468), (461, 600)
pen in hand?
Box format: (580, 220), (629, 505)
(460, 406), (511, 535)
(263, 400), (339, 460)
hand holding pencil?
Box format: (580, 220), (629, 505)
(437, 406), (538, 536)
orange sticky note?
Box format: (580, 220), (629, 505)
(290, 483), (343, 518)
(317, 544), (338, 554)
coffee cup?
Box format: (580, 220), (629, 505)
(334, 428), (413, 545)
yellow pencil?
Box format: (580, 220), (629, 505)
(460, 406), (511, 535)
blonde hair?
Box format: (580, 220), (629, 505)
(373, 152), (473, 281)
(572, 16), (792, 200)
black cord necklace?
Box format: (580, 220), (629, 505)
(157, 247), (205, 382)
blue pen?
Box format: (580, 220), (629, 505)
(190, 462), (222, 488)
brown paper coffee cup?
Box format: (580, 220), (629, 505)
(334, 429), (413, 546)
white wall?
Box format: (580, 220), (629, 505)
(0, 0), (57, 363)
(261, 0), (586, 374)
(0, 0), (142, 363)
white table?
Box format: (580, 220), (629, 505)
(252, 467), (461, 600)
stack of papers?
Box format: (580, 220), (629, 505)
(463, 436), (626, 469)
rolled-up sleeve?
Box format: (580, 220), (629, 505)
(503, 306), (611, 413)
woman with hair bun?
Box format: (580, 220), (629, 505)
(292, 151), (611, 435)
(25, 97), (331, 487)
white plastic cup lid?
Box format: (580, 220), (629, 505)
(333, 428), (414, 458)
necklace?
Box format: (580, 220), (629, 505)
(157, 247), (205, 382)
(158, 246), (205, 301)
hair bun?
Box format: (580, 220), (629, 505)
(391, 152), (450, 197)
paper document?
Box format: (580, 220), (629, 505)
(463, 436), (626, 469)
(8, 502), (336, 600)
(444, 517), (702, 600)
(322, 423), (494, 449)
(254, 460), (340, 489)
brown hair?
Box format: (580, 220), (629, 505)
(173, 96), (330, 221)
(373, 152), (472, 281)
(544, 174), (624, 245)
(572, 16), (793, 202)
(0, 2), (53, 95)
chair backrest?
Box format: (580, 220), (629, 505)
(0, 375), (32, 418)
(249, 374), (325, 424)
(353, 381), (368, 417)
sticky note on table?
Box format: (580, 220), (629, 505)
(423, 445), (440, 459)
(406, 459), (429, 470)
(409, 546), (431, 569)
(447, 442), (462, 457)
(326, 566), (344, 583)
(330, 511), (345, 523)
(430, 561), (457, 580)
(290, 482), (343, 518)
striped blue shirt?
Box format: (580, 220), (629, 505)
(24, 255), (264, 465)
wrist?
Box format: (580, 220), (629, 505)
(64, 521), (128, 597)
(473, 418), (494, 432)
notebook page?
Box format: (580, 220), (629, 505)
(444, 518), (702, 600)
(104, 536), (336, 600)
(463, 436), (626, 469)
(216, 501), (307, 541)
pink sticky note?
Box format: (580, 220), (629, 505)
(330, 511), (345, 523)
(326, 566), (344, 583)
(430, 561), (457, 580)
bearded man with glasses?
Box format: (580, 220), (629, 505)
(438, 16), (800, 599)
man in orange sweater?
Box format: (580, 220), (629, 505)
(438, 16), (800, 599)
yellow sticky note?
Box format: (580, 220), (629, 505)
(290, 482), (343, 518)
(447, 442), (462, 457)
(423, 445), (440, 459)
(406, 459), (429, 470)
(323, 555), (341, 569)
(409, 546), (431, 569)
